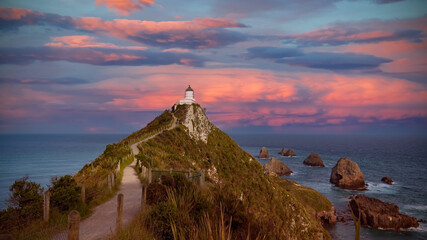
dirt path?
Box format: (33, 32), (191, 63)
(130, 114), (178, 156)
(52, 114), (178, 240)
(51, 160), (141, 240)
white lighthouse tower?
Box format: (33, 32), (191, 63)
(178, 85), (196, 105)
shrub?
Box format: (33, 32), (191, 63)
(147, 202), (180, 240)
(0, 176), (44, 232)
(7, 176), (44, 220)
(49, 175), (81, 212)
(146, 183), (168, 205)
(160, 175), (175, 188)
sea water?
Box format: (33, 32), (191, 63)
(0, 134), (125, 209)
(231, 134), (427, 240)
(0, 133), (426, 239)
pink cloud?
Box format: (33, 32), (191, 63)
(45, 35), (147, 50)
(94, 0), (155, 16)
(71, 17), (246, 49)
(80, 66), (427, 128)
(0, 7), (36, 20)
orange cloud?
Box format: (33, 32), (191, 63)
(71, 17), (246, 49)
(0, 7), (39, 20)
(94, 0), (155, 16)
(83, 66), (427, 128)
(45, 35), (147, 50)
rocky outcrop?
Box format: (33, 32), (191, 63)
(349, 195), (419, 231)
(258, 147), (270, 158)
(314, 206), (337, 225)
(283, 148), (296, 157)
(330, 158), (366, 190)
(278, 148), (287, 155)
(264, 157), (292, 176)
(303, 153), (325, 167)
(381, 176), (393, 185)
(181, 104), (213, 143)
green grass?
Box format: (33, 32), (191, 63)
(126, 104), (332, 239)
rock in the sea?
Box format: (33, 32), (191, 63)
(264, 157), (293, 176)
(303, 153), (325, 167)
(284, 148), (296, 157)
(258, 147), (270, 158)
(330, 158), (366, 190)
(278, 147), (287, 155)
(381, 176), (393, 185)
(349, 195), (419, 231)
(315, 206), (337, 225)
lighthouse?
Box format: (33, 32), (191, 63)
(178, 85), (196, 105)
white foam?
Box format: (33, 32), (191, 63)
(366, 181), (397, 194)
(402, 204), (427, 211)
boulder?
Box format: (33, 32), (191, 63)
(330, 158), (366, 190)
(381, 176), (393, 185)
(349, 195), (419, 231)
(303, 153), (325, 167)
(264, 157), (293, 176)
(258, 147), (270, 158)
(314, 206), (337, 225)
(278, 148), (287, 155)
(284, 148), (296, 157)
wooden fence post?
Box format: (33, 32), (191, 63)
(200, 169), (205, 187)
(81, 183), (85, 204)
(67, 210), (80, 240)
(107, 175), (112, 191)
(141, 184), (146, 211)
(148, 167), (152, 183)
(116, 193), (124, 231)
(43, 191), (50, 223)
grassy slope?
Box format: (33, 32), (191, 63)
(135, 104), (332, 239)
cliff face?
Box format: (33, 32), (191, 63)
(137, 104), (333, 239)
(179, 104), (213, 143)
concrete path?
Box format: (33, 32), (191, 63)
(52, 114), (177, 240)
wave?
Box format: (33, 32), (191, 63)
(402, 205), (427, 212)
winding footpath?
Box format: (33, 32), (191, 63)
(52, 115), (177, 240)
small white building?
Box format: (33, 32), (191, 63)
(172, 85), (196, 111)
(179, 85), (196, 105)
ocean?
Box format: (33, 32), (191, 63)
(0, 133), (426, 239)
(231, 134), (427, 240)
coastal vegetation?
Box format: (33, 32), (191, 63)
(115, 104), (334, 239)
(1, 104), (335, 239)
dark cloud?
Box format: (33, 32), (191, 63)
(0, 7), (248, 49)
(212, 0), (340, 15)
(372, 0), (405, 4)
(276, 52), (392, 70)
(127, 29), (247, 49)
(245, 46), (392, 71)
(0, 47), (206, 67)
(0, 7), (74, 31)
(282, 28), (424, 47)
(245, 46), (303, 59)
(0, 77), (89, 85)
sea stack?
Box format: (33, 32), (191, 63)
(284, 148), (296, 157)
(330, 158), (366, 190)
(381, 176), (393, 185)
(278, 148), (287, 155)
(264, 157), (293, 176)
(349, 195), (419, 231)
(258, 147), (270, 158)
(303, 153), (325, 167)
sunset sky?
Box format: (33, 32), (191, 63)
(0, 0), (426, 134)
